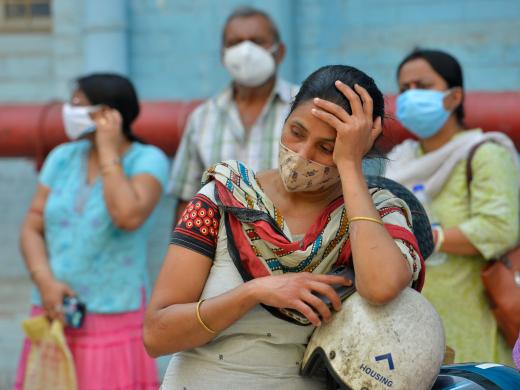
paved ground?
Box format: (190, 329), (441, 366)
(0, 276), (31, 389)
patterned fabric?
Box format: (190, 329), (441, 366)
(200, 161), (424, 290)
(34, 140), (169, 313)
(163, 191), (327, 389)
(162, 174), (424, 389)
(171, 194), (221, 258)
(388, 129), (520, 364)
(278, 141), (340, 192)
(168, 78), (299, 200)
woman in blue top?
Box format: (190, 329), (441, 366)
(15, 74), (169, 390)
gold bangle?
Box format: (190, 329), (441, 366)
(349, 216), (384, 225)
(101, 164), (121, 175)
(29, 264), (50, 279)
(196, 299), (216, 334)
(100, 158), (121, 175)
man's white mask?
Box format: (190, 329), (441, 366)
(223, 41), (278, 87)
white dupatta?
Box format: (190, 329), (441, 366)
(385, 129), (520, 198)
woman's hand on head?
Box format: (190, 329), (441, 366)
(249, 272), (352, 326)
(93, 108), (126, 151)
(311, 82), (382, 166)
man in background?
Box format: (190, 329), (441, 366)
(168, 6), (298, 217)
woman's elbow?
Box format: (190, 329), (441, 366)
(358, 274), (410, 305)
(143, 318), (169, 358)
(143, 336), (160, 358)
(360, 287), (401, 306)
(111, 211), (146, 231)
(489, 218), (519, 252)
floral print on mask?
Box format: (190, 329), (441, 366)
(278, 141), (340, 192)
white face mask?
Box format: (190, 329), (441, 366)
(62, 103), (101, 140)
(223, 40), (278, 87)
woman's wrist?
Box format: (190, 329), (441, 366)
(432, 225), (445, 252)
(32, 267), (55, 288)
(336, 159), (363, 178)
(99, 157), (122, 176)
(98, 145), (119, 163)
(244, 278), (264, 306)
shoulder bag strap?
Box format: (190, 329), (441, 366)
(465, 140), (492, 197)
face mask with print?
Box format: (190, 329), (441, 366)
(396, 89), (452, 139)
(62, 103), (101, 140)
(278, 141), (341, 192)
(223, 40), (278, 87)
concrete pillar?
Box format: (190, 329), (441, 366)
(52, 0), (83, 100)
(83, 0), (128, 75)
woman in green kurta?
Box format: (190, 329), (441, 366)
(386, 49), (519, 364)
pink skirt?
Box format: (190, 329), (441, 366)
(14, 304), (158, 390)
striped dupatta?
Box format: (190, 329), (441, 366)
(202, 161), (424, 323)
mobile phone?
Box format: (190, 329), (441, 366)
(63, 296), (86, 328)
(314, 265), (356, 307)
(280, 265), (356, 325)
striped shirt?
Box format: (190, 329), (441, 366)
(168, 78), (299, 200)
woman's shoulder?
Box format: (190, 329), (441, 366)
(370, 186), (402, 204)
(126, 142), (170, 179)
(470, 141), (518, 173)
(472, 140), (512, 158)
(48, 140), (87, 157)
(369, 187), (413, 221)
(204, 160), (262, 186)
(130, 142), (168, 160)
(387, 139), (420, 161)
(43, 140), (87, 168)
(198, 180), (217, 203)
(216, 160), (257, 173)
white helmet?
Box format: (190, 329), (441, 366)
(301, 288), (445, 390)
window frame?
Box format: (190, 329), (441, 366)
(0, 0), (52, 33)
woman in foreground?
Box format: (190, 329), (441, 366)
(145, 65), (424, 389)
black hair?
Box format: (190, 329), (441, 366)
(288, 65), (386, 160)
(397, 48), (465, 125)
(222, 6), (280, 45)
(76, 73), (141, 142)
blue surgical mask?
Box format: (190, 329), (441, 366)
(396, 89), (451, 139)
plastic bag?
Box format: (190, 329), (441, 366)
(22, 315), (77, 390)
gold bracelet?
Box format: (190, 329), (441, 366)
(29, 264), (50, 279)
(100, 158), (121, 175)
(349, 216), (384, 225)
(196, 299), (216, 334)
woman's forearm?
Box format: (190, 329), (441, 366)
(338, 161), (411, 304)
(144, 281), (259, 357)
(440, 227), (480, 256)
(20, 224), (54, 288)
(98, 148), (151, 230)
